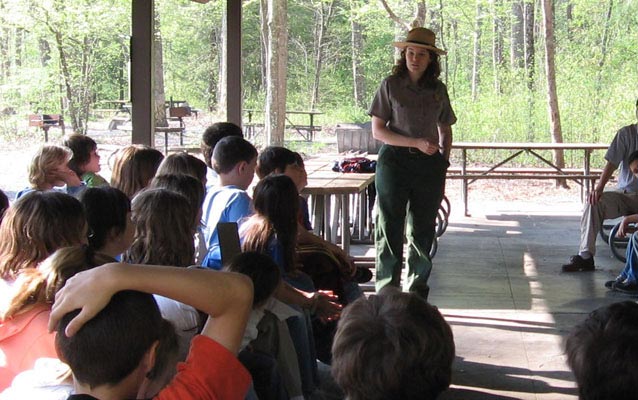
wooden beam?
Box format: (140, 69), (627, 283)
(130, 0), (154, 146)
(226, 0), (242, 127)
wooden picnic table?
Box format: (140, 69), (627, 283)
(301, 155), (375, 254)
(449, 142), (609, 216)
(244, 109), (323, 141)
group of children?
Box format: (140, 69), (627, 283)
(0, 124), (627, 400)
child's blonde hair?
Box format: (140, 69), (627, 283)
(28, 144), (73, 189)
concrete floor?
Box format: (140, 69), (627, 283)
(350, 196), (630, 400)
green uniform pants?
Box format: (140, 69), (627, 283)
(374, 144), (448, 295)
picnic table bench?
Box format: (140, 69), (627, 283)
(28, 114), (65, 142)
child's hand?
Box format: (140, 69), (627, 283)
(48, 166), (82, 187)
(313, 291), (342, 322)
(48, 264), (120, 337)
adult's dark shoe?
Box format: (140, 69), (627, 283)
(561, 255), (595, 272)
(612, 280), (638, 295)
(605, 277), (623, 289)
(352, 267), (373, 283)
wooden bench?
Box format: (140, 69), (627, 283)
(28, 114), (65, 142)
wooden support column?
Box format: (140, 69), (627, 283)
(131, 0), (154, 146)
(226, 0), (242, 127)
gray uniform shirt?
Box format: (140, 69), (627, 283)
(368, 74), (456, 143)
(605, 124), (638, 192)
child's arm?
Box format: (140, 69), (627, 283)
(48, 263), (253, 354)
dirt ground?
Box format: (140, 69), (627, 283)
(0, 123), (586, 212)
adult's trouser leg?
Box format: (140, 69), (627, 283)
(375, 146), (409, 292)
(580, 192), (638, 256)
(405, 160), (446, 293)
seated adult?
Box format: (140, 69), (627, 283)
(563, 103), (638, 272)
(331, 287), (455, 400)
(565, 301), (638, 399)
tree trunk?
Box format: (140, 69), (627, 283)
(217, 10), (228, 114)
(471, 3), (482, 102)
(153, 10), (167, 127)
(206, 26), (218, 111)
(438, 0), (447, 83)
(491, 0), (504, 94)
(510, 0), (524, 69)
(541, 0), (567, 188)
(259, 0), (268, 90)
(523, 0), (535, 90)
(265, 0), (288, 146)
(310, 0), (334, 110)
(350, 0), (366, 109)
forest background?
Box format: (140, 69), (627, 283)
(0, 0), (637, 158)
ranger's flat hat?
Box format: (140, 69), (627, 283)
(393, 27), (447, 55)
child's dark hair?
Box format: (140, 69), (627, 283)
(628, 150), (638, 167)
(64, 134), (98, 178)
(256, 146), (299, 179)
(242, 174), (299, 273)
(55, 290), (170, 388)
(565, 301), (638, 400)
(79, 187), (131, 251)
(149, 174), (205, 230)
(332, 287), (455, 400)
(212, 136), (257, 174)
(156, 152), (207, 185)
(126, 188), (194, 267)
(225, 251), (281, 308)
(201, 122), (243, 168)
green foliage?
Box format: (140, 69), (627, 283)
(1, 0), (638, 147)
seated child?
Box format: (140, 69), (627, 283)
(565, 301), (638, 400)
(225, 251), (299, 400)
(156, 152), (207, 188)
(63, 134), (108, 187)
(201, 136), (257, 269)
(148, 174), (206, 264)
(331, 287), (455, 400)
(110, 145), (164, 199)
(0, 246), (114, 391)
(79, 187), (134, 259)
(0, 191), (87, 282)
(50, 262), (253, 400)
(201, 122), (244, 187)
(257, 146), (369, 303)
(16, 145), (84, 199)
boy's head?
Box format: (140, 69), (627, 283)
(55, 290), (175, 397)
(201, 122), (243, 168)
(331, 287), (455, 400)
(212, 136), (257, 189)
(565, 301), (638, 400)
(64, 134), (100, 177)
(29, 144), (73, 189)
(257, 146), (307, 192)
(225, 251), (280, 308)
